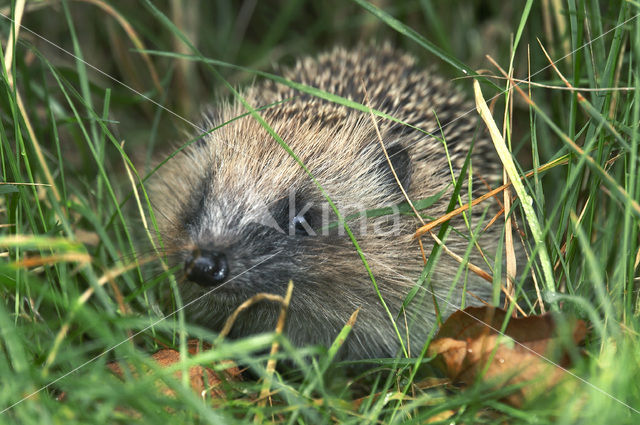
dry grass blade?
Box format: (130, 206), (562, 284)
(363, 81), (424, 225)
(456, 74), (635, 92)
(500, 46), (518, 311)
(413, 155), (569, 238)
(14, 253), (91, 267)
(1, 0), (63, 209)
(364, 78), (496, 284)
(43, 256), (157, 375)
(474, 77), (556, 295)
(217, 293), (285, 340)
(2, 0), (24, 76)
(76, 0), (163, 95)
(255, 281), (294, 423)
(484, 55), (640, 219)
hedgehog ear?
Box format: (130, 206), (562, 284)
(377, 144), (412, 190)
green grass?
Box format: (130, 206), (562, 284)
(1, 0), (639, 423)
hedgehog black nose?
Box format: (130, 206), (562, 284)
(185, 250), (229, 287)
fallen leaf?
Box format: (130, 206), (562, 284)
(108, 339), (242, 402)
(428, 306), (586, 406)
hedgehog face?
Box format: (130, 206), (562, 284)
(164, 114), (415, 289)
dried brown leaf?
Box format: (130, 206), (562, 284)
(428, 306), (586, 406)
(108, 339), (242, 402)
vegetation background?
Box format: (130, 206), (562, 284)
(0, 0), (638, 423)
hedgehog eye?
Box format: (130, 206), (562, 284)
(269, 195), (317, 236)
(290, 214), (313, 236)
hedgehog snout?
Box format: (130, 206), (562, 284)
(184, 249), (230, 287)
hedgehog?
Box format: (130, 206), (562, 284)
(152, 45), (503, 360)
